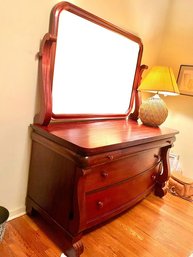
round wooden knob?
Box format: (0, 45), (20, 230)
(97, 201), (104, 209)
(107, 155), (113, 160)
(101, 171), (109, 178)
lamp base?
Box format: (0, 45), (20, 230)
(139, 94), (168, 127)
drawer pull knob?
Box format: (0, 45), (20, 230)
(97, 201), (104, 209)
(101, 171), (109, 178)
(107, 155), (113, 160)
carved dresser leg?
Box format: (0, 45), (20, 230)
(155, 145), (172, 198)
(64, 240), (84, 257)
(155, 182), (168, 197)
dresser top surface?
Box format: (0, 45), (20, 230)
(32, 119), (178, 155)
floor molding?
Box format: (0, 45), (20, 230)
(8, 206), (26, 221)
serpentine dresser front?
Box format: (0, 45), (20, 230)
(26, 119), (178, 256)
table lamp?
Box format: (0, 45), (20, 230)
(138, 66), (179, 127)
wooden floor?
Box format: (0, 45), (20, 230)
(0, 193), (193, 257)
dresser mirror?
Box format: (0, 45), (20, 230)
(36, 2), (143, 124)
(52, 9), (140, 116)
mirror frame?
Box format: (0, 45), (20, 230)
(34, 1), (146, 125)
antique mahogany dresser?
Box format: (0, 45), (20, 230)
(26, 2), (178, 256)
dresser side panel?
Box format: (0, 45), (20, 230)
(27, 139), (77, 230)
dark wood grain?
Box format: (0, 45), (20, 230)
(32, 119), (178, 155)
(85, 167), (158, 227)
(27, 120), (178, 256)
(83, 148), (160, 192)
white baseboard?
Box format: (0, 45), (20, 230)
(8, 206), (26, 221)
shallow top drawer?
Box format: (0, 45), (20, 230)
(83, 148), (160, 192)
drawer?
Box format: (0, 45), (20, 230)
(84, 148), (160, 192)
(85, 166), (159, 226)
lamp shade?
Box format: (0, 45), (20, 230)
(138, 66), (180, 96)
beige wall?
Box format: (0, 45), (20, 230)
(0, 0), (192, 218)
(157, 1), (193, 178)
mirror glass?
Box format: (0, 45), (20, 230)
(52, 10), (140, 116)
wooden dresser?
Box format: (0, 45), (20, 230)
(26, 2), (178, 256)
(27, 119), (178, 256)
